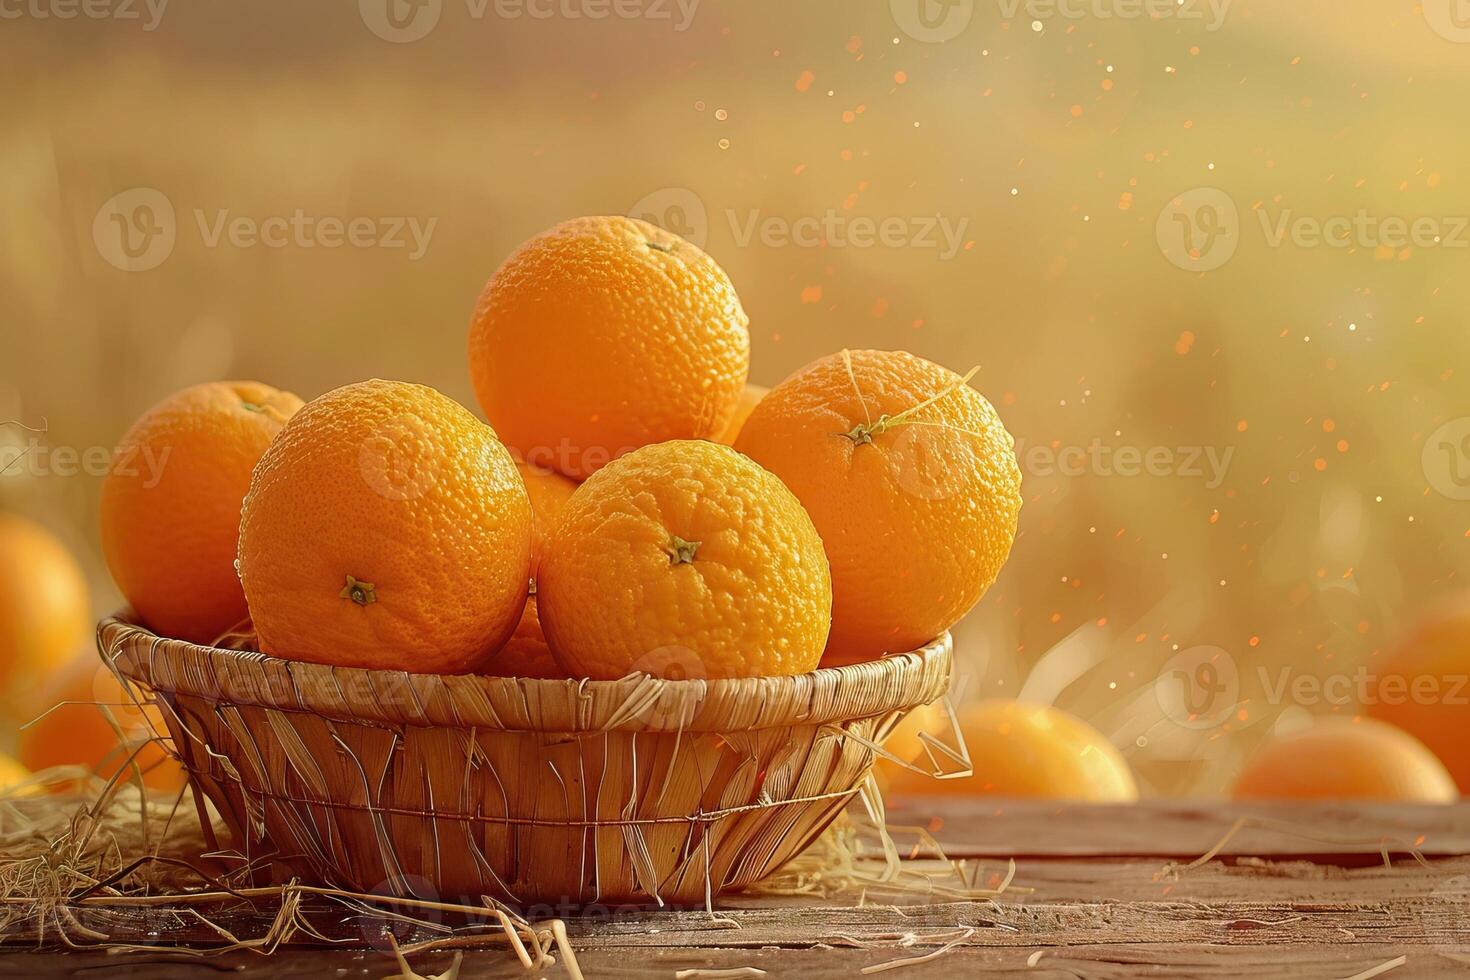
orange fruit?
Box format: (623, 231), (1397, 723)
(883, 700), (1138, 802)
(238, 380), (532, 673)
(0, 752), (34, 796)
(18, 653), (187, 793)
(735, 350), (1022, 664)
(468, 216), (750, 480)
(1231, 717), (1456, 802)
(538, 440), (831, 680)
(492, 597), (563, 680)
(517, 460), (578, 569)
(1366, 595), (1470, 790)
(100, 381), (303, 645)
(0, 514), (90, 713)
(714, 383), (769, 444)
(483, 462), (577, 679)
(879, 700), (948, 771)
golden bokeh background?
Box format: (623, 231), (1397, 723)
(4, 0), (1470, 795)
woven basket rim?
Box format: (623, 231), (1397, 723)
(99, 613), (951, 733)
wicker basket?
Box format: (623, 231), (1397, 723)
(99, 615), (951, 908)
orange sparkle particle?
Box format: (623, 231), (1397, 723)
(800, 285), (823, 304)
(1236, 420), (1248, 432)
(894, 70), (907, 84)
(1175, 330), (1196, 355)
(1322, 418), (1336, 432)
(1070, 104), (1083, 118)
(794, 70), (814, 93)
(1337, 439), (1349, 453)
(1314, 458), (1327, 471)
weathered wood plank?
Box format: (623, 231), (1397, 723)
(3, 798), (1469, 968)
(884, 798), (1470, 858)
(8, 894), (1469, 952)
(3, 943), (1468, 980)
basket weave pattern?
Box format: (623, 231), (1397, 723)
(100, 616), (951, 906)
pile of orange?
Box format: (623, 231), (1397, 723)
(18, 213), (1464, 807)
(96, 215), (1023, 685)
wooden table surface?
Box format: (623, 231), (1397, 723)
(3, 797), (1469, 979)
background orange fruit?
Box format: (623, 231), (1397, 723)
(714, 383), (768, 445)
(736, 350), (1022, 665)
(18, 652), (187, 793)
(468, 216), (750, 480)
(538, 440), (831, 680)
(882, 700), (1138, 802)
(100, 381), (302, 645)
(238, 379), (531, 673)
(1231, 717), (1456, 802)
(0, 514), (90, 713)
(484, 461), (577, 679)
(1366, 594), (1470, 790)
(0, 752), (33, 795)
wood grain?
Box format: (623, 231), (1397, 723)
(3, 799), (1468, 978)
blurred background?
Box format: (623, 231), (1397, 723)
(3, 0), (1470, 796)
